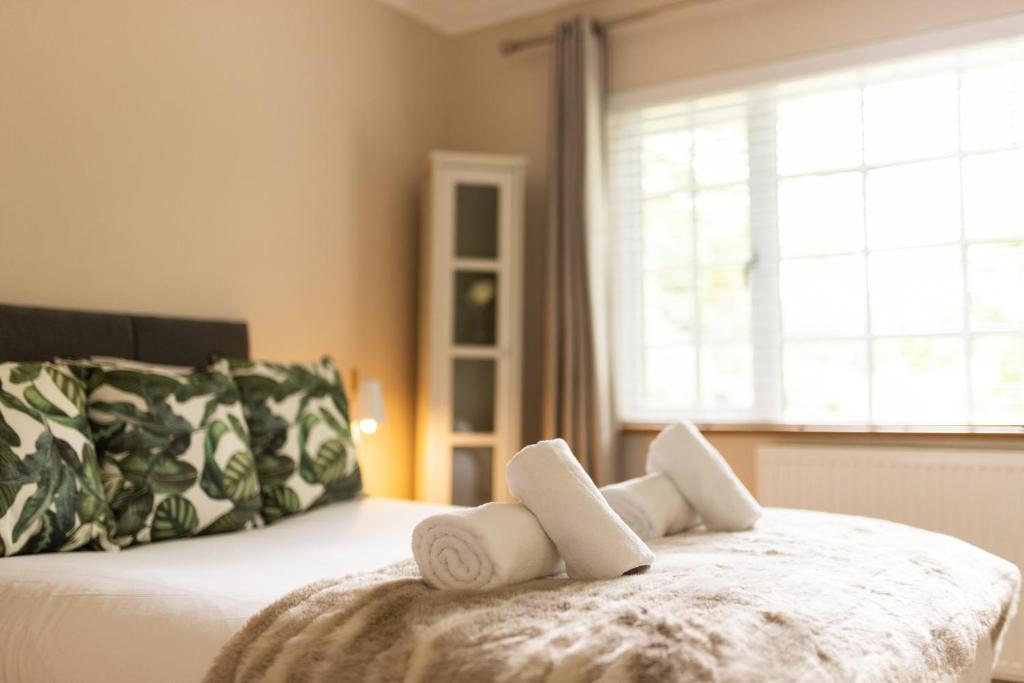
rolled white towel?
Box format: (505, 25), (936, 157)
(507, 438), (654, 579)
(646, 421), (762, 531)
(412, 502), (563, 590)
(600, 472), (700, 540)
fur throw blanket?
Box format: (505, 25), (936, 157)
(205, 509), (1019, 683)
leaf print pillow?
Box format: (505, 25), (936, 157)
(227, 358), (362, 523)
(72, 357), (262, 547)
(0, 361), (114, 556)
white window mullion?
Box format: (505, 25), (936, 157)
(689, 116), (702, 412)
(748, 90), (784, 421)
(609, 117), (646, 418)
(954, 61), (975, 425)
(858, 76), (875, 424)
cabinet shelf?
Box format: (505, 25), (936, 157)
(453, 258), (501, 272)
(451, 345), (501, 358)
(450, 433), (497, 446)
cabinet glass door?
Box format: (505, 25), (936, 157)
(451, 447), (493, 507)
(455, 184), (499, 258)
(453, 271), (497, 345)
(448, 178), (504, 505)
(452, 358), (496, 433)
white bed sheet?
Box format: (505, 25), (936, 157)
(0, 497), (454, 683)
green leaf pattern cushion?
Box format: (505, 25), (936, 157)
(229, 359), (362, 522)
(77, 358), (262, 546)
(0, 362), (113, 556)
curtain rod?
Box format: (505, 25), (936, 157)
(499, 0), (721, 56)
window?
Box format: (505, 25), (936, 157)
(610, 32), (1024, 426)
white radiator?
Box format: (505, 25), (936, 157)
(758, 444), (1024, 681)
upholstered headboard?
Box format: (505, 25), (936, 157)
(0, 304), (249, 366)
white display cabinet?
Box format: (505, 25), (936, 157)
(415, 151), (524, 505)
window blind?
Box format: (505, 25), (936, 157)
(609, 32), (1024, 425)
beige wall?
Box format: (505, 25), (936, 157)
(440, 0), (1024, 481)
(0, 0), (444, 498)
(3, 0), (1022, 500)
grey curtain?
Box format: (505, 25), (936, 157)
(542, 15), (615, 483)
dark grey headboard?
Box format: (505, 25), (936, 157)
(0, 304), (249, 366)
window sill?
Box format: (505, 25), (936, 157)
(620, 421), (1024, 437)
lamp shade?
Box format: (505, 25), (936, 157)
(355, 378), (386, 435)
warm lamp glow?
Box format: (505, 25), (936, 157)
(352, 376), (385, 438)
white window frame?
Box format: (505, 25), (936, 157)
(609, 12), (1024, 427)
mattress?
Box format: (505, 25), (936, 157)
(0, 497), (455, 683)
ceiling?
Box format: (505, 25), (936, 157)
(375, 0), (584, 35)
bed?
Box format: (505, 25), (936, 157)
(0, 304), (1019, 683)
